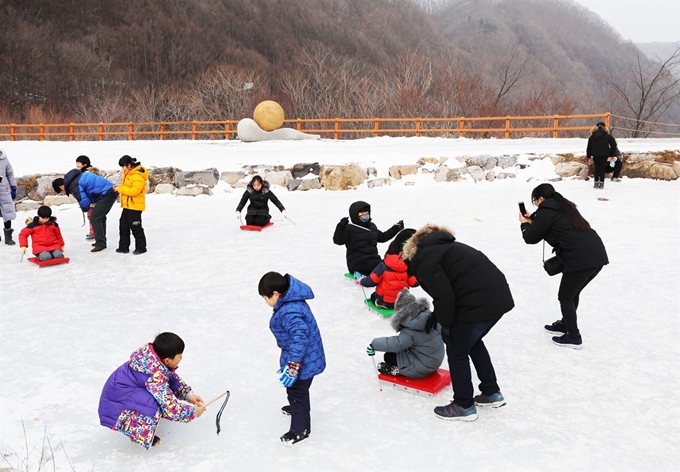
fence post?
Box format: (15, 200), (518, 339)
(129, 123), (135, 140)
(225, 122), (231, 140)
(458, 119), (465, 138)
(373, 119), (379, 137)
(10, 124), (15, 141)
(604, 112), (611, 128)
(553, 115), (560, 138)
(296, 119), (302, 131)
(415, 118), (421, 137)
(504, 116), (511, 139)
(99, 123), (104, 141)
(40, 124), (45, 141)
(334, 119), (340, 140)
(192, 121), (197, 140)
(70, 123), (75, 141)
(160, 123), (166, 140)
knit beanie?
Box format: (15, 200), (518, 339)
(386, 228), (416, 255)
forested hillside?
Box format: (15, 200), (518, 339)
(1, 0), (677, 135)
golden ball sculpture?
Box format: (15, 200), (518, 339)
(253, 100), (285, 131)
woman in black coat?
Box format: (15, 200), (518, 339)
(235, 175), (285, 227)
(519, 183), (608, 349)
(586, 122), (616, 189)
(402, 224), (514, 421)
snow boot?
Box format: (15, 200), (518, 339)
(4, 228), (16, 245)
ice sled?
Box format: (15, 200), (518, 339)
(364, 298), (394, 317)
(240, 222), (273, 231)
(27, 257), (70, 267)
(378, 368), (450, 397)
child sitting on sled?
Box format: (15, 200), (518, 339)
(367, 288), (445, 379)
(18, 206), (65, 261)
(98, 332), (205, 449)
(333, 200), (403, 276)
(358, 228), (418, 309)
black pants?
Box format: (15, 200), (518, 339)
(442, 316), (502, 409)
(558, 267), (602, 335)
(371, 292), (394, 309)
(118, 208), (146, 251)
(593, 156), (608, 183)
(383, 351), (397, 367)
(287, 377), (313, 435)
(350, 257), (382, 276)
(90, 191), (117, 248)
(245, 214), (270, 226)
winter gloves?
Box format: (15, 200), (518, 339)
(279, 361), (301, 388)
(339, 217), (349, 227)
(10, 185), (17, 199)
(395, 220), (404, 231)
(366, 344), (375, 356)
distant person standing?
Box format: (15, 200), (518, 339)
(75, 155), (97, 241)
(586, 122), (616, 189)
(113, 155), (148, 255)
(0, 148), (17, 245)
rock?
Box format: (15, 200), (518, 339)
(44, 195), (78, 206)
(485, 171), (496, 181)
(434, 166), (450, 182)
(237, 118), (320, 142)
(555, 161), (588, 178)
(496, 155), (518, 169)
(154, 183), (175, 194)
(468, 165), (485, 182)
(366, 167), (377, 178)
(291, 163), (320, 178)
(288, 178), (322, 191)
(220, 171), (247, 186)
(174, 168), (219, 187)
(176, 186), (213, 196)
(367, 178), (392, 188)
(417, 157), (439, 165)
(444, 168), (469, 182)
(467, 155), (496, 170)
(15, 200), (42, 212)
(496, 172), (516, 179)
(439, 156), (449, 165)
(264, 170), (292, 187)
(319, 164), (365, 190)
(148, 167), (179, 193)
(388, 165), (419, 179)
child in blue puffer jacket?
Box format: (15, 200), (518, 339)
(259, 271), (326, 446)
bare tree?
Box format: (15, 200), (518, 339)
(495, 43), (533, 105)
(604, 47), (680, 137)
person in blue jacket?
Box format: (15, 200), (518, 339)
(259, 271), (326, 446)
(53, 168), (118, 252)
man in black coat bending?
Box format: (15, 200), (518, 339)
(402, 224), (514, 422)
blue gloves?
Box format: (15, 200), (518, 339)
(366, 344), (375, 356)
(10, 186), (17, 199)
(278, 362), (301, 388)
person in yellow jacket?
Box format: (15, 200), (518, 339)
(113, 155), (149, 255)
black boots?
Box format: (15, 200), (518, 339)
(3, 228), (15, 245)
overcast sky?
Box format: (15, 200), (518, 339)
(570, 0), (680, 43)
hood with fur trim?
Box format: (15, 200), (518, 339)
(390, 288), (431, 331)
(401, 224), (455, 261)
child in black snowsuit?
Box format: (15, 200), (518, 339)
(235, 175), (285, 227)
(333, 200), (403, 276)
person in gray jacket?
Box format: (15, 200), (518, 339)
(367, 288), (445, 379)
(0, 148), (18, 245)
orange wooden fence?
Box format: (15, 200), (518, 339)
(0, 113), (609, 141)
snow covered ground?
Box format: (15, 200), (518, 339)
(1, 136), (679, 471)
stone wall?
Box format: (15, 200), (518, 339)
(13, 151), (679, 211)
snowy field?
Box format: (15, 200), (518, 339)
(1, 136), (679, 471)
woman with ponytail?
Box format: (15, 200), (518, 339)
(519, 183), (608, 349)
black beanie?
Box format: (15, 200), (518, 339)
(386, 228), (416, 255)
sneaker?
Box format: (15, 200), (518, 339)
(115, 248), (129, 254)
(91, 245), (106, 252)
(281, 405), (291, 416)
(377, 362), (399, 376)
(434, 401), (478, 421)
(552, 333), (583, 350)
(474, 392), (506, 408)
(612, 177), (622, 182)
(544, 320), (567, 335)
(280, 430), (309, 446)
(133, 249), (147, 255)
(91, 243), (98, 247)
(85, 234), (95, 241)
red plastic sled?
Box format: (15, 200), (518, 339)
(240, 222), (273, 231)
(378, 368), (450, 397)
(27, 257), (70, 267)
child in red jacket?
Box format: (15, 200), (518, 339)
(359, 228), (418, 309)
(19, 206), (65, 261)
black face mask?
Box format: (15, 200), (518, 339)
(359, 214), (371, 223)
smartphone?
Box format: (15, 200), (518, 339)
(518, 201), (527, 215)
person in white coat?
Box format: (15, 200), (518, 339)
(0, 148), (17, 245)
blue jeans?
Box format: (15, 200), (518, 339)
(442, 316), (502, 409)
